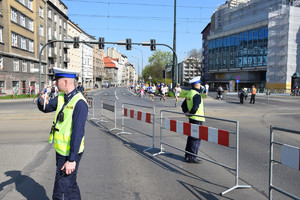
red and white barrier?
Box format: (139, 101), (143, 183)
(281, 144), (300, 171)
(124, 108), (152, 124)
(154, 110), (251, 196)
(269, 126), (300, 200)
(164, 118), (229, 147)
(119, 103), (156, 152)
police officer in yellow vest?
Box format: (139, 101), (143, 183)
(181, 76), (205, 164)
(37, 67), (88, 200)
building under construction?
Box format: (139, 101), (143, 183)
(202, 0), (300, 92)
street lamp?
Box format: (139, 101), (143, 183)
(132, 47), (143, 77)
(131, 56), (140, 83)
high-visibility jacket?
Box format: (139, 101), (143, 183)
(251, 88), (257, 95)
(49, 93), (87, 156)
(186, 89), (205, 122)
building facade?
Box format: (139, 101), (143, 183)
(47, 0), (68, 85)
(178, 57), (202, 86)
(93, 45), (104, 88)
(66, 20), (82, 77)
(203, 0), (300, 91)
(0, 0), (48, 95)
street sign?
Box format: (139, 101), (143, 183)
(236, 80), (240, 83)
(235, 75), (240, 80)
(148, 76), (152, 80)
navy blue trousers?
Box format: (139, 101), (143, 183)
(53, 152), (83, 200)
(185, 119), (202, 161)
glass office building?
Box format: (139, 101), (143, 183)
(203, 0), (300, 91)
(208, 26), (268, 70)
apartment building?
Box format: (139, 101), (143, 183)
(0, 0), (47, 95)
(178, 57), (202, 86)
(47, 0), (68, 85)
(93, 44), (104, 88)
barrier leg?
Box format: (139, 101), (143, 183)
(116, 105), (131, 135)
(221, 121), (251, 195)
(110, 101), (122, 131)
(144, 107), (160, 153)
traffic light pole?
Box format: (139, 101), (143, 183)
(39, 39), (178, 91)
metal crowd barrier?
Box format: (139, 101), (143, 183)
(118, 103), (156, 152)
(154, 110), (251, 196)
(87, 96), (96, 120)
(98, 98), (121, 132)
(269, 126), (300, 200)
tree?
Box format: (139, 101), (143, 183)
(142, 50), (173, 83)
(188, 48), (202, 59)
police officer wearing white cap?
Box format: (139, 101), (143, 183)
(181, 76), (205, 163)
(37, 67), (88, 199)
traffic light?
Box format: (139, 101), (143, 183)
(150, 39), (156, 51)
(73, 37), (80, 48)
(126, 38), (132, 50)
(99, 37), (105, 49)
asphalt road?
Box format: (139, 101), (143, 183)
(0, 88), (299, 200)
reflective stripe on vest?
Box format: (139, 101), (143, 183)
(186, 89), (205, 122)
(49, 93), (87, 156)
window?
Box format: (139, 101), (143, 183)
(40, 44), (44, 55)
(28, 19), (33, 31)
(21, 36), (26, 50)
(28, 0), (33, 10)
(39, 7), (44, 18)
(11, 9), (17, 23)
(20, 14), (26, 27)
(0, 27), (2, 42)
(13, 59), (19, 71)
(22, 60), (27, 72)
(63, 21), (66, 29)
(30, 62), (34, 73)
(48, 27), (52, 40)
(54, 14), (57, 23)
(19, 0), (25, 5)
(39, 25), (44, 36)
(0, 81), (4, 94)
(12, 33), (18, 47)
(28, 40), (34, 52)
(48, 9), (52, 19)
(0, 56), (3, 70)
(59, 18), (62, 26)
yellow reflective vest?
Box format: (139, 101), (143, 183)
(49, 93), (87, 156)
(186, 89), (205, 122)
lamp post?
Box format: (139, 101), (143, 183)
(133, 47), (143, 80)
(131, 56), (140, 83)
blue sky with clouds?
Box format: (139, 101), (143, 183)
(63, 0), (225, 73)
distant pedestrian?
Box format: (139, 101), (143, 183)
(250, 85), (256, 104)
(205, 83), (209, 96)
(174, 83), (181, 106)
(77, 82), (87, 97)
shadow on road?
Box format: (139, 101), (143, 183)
(0, 170), (49, 200)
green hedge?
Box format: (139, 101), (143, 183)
(0, 94), (38, 99)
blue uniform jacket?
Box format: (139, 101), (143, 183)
(38, 89), (88, 162)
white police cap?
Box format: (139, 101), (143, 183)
(52, 67), (78, 79)
(189, 76), (201, 85)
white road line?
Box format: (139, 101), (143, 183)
(115, 90), (119, 100)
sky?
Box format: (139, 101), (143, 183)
(63, 0), (226, 74)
